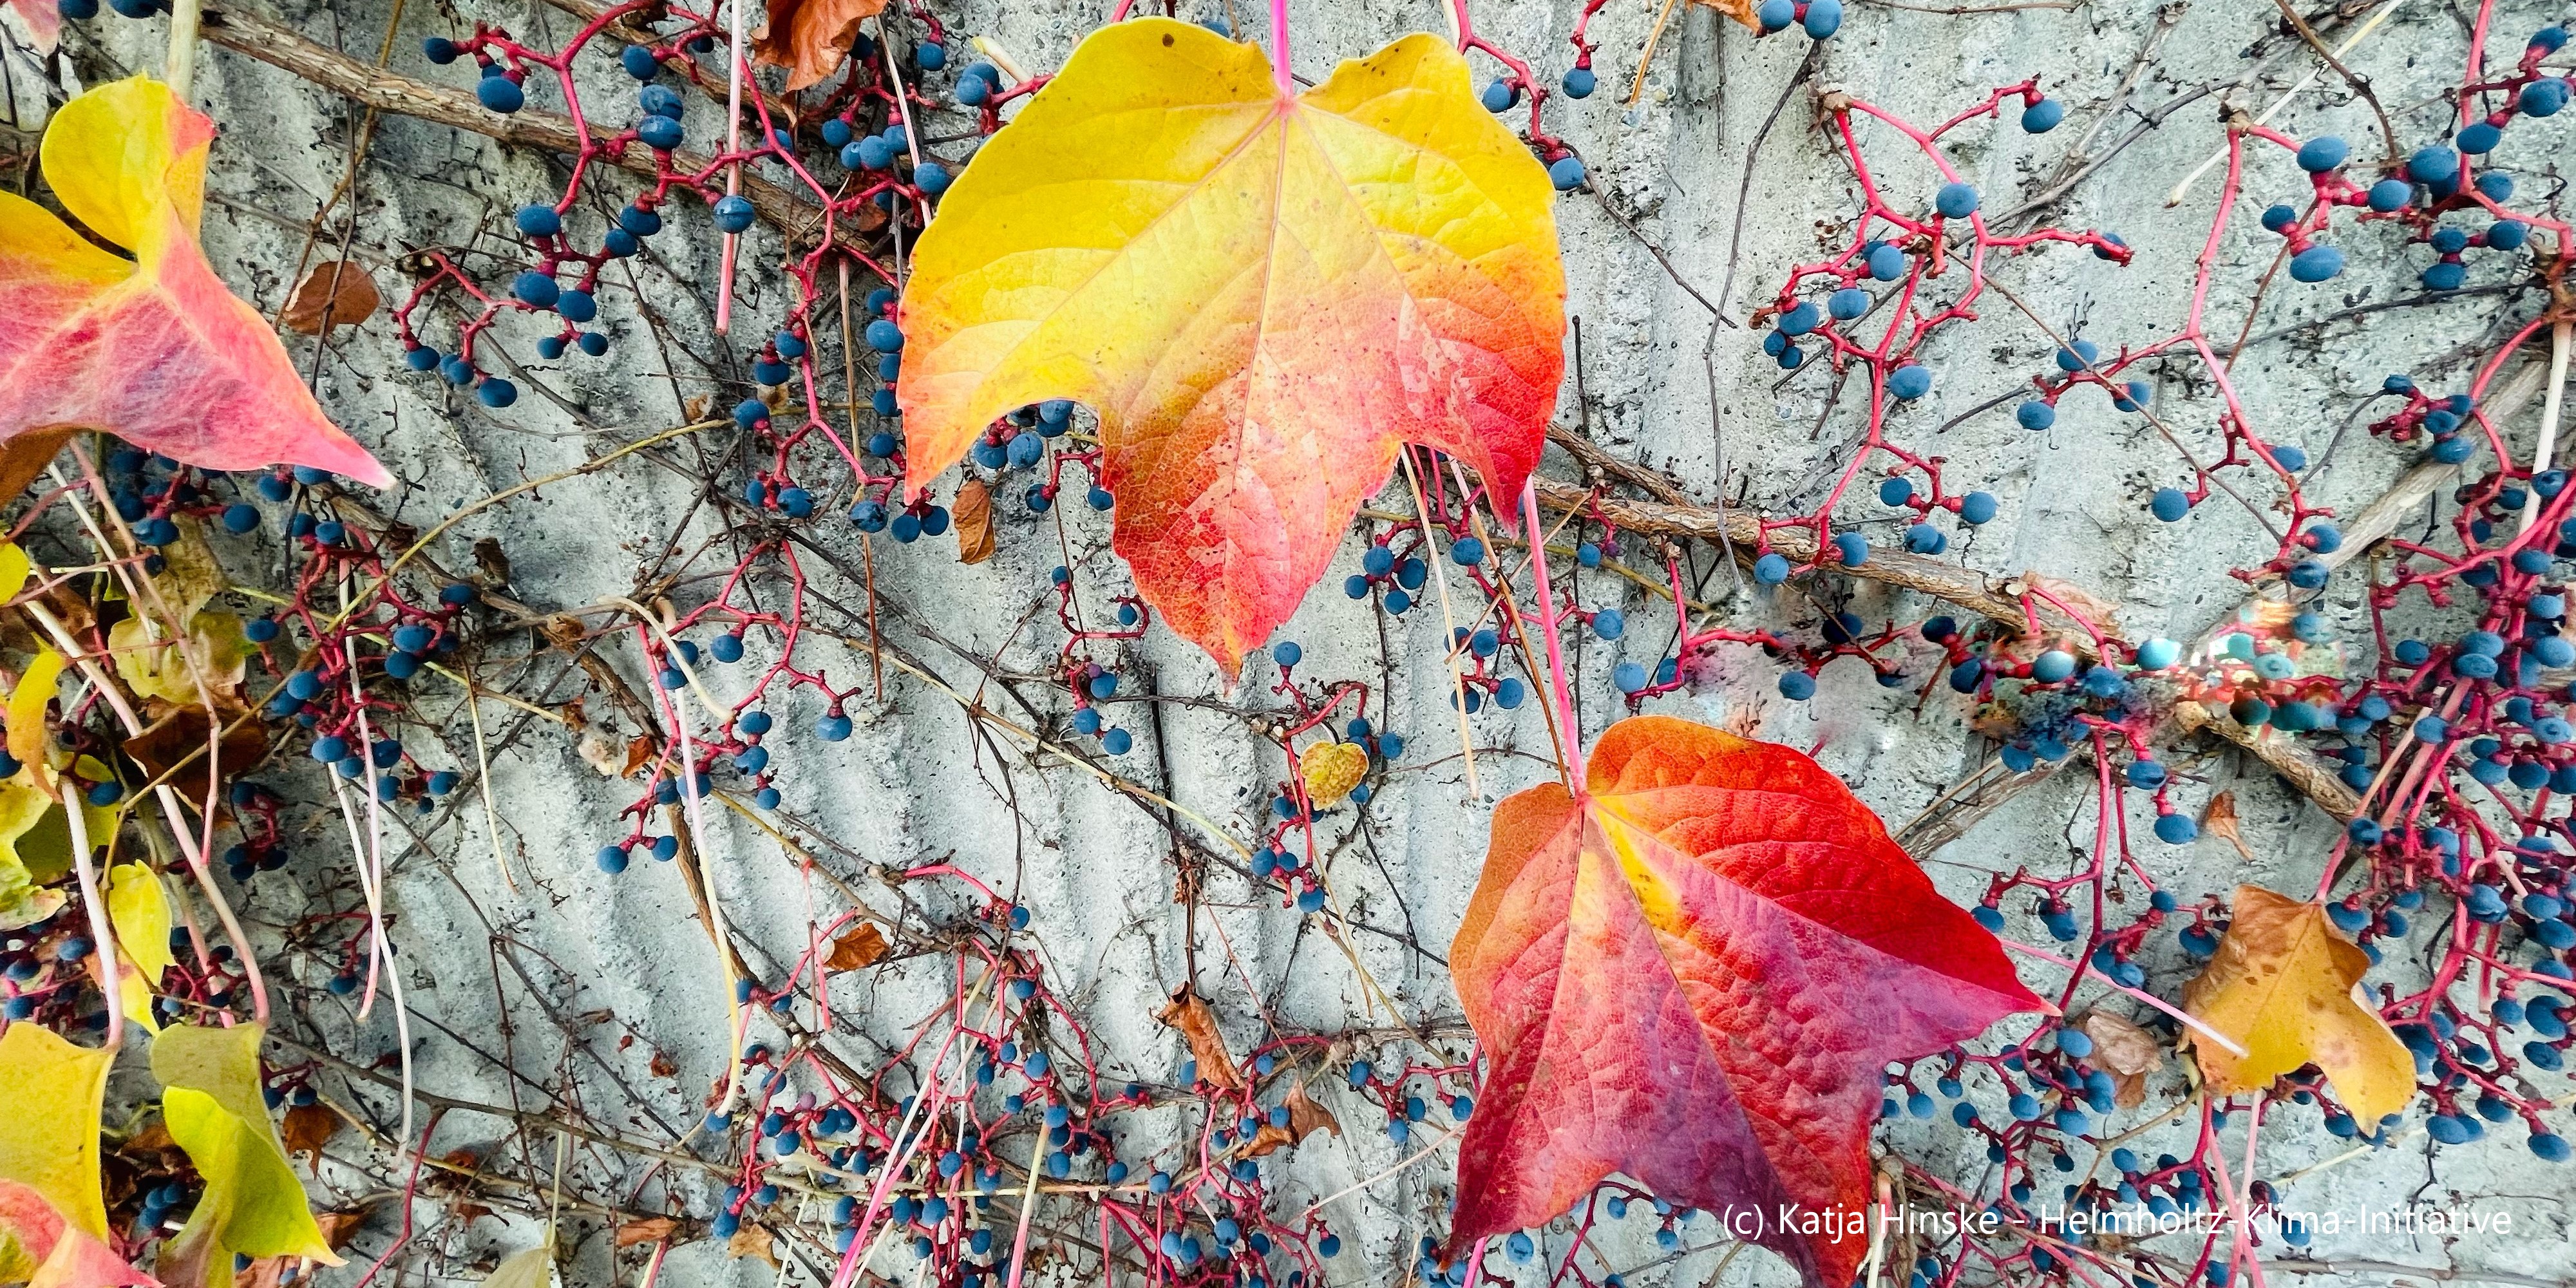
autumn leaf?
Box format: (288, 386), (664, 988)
(1685, 0), (1759, 26)
(279, 1104), (337, 1171)
(0, 79), (388, 486)
(0, 1023), (115, 1240)
(2181, 885), (2414, 1125)
(1, 0), (61, 53)
(279, 260), (379, 334)
(483, 1246), (554, 1287)
(1300, 741), (1368, 806)
(1449, 715), (2046, 1288)
(150, 1023), (343, 1288)
(824, 922), (889, 971)
(1245, 1079), (1340, 1157)
(1153, 988), (1244, 1090)
(2201, 790), (2255, 862)
(614, 1216), (680, 1248)
(896, 20), (1564, 672)
(0, 1180), (154, 1288)
(952, 478), (996, 565)
(726, 1222), (779, 1267)
(2074, 1010), (2166, 1110)
(752, 0), (889, 92)
(108, 861), (176, 1032)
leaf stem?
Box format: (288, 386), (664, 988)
(1269, 0), (1291, 96)
(1519, 477), (1584, 790)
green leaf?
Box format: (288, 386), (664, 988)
(151, 1023), (341, 1287)
(0, 1023), (113, 1239)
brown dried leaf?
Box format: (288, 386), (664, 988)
(1683, 0), (1758, 27)
(622, 735), (659, 779)
(235, 1255), (289, 1288)
(281, 260), (381, 334)
(650, 1049), (678, 1078)
(316, 1208), (370, 1251)
(752, 0), (890, 92)
(1244, 1079), (1340, 1156)
(616, 1215), (681, 1248)
(124, 704), (266, 781)
(728, 1222), (781, 1267)
(281, 1102), (338, 1170)
(2074, 1010), (2166, 1109)
(2014, 571), (2125, 642)
(1153, 989), (1242, 1090)
(954, 478), (996, 565)
(825, 921), (889, 971)
(2201, 790), (2255, 862)
(0, 426), (77, 503)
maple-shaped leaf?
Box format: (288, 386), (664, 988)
(0, 1180), (155, 1288)
(1450, 716), (2046, 1288)
(0, 79), (388, 487)
(752, 0), (889, 91)
(896, 19), (1564, 672)
(2181, 885), (2414, 1125)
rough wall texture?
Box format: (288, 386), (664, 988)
(8, 0), (2573, 1283)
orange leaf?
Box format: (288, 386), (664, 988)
(2181, 885), (2415, 1125)
(1245, 1079), (1340, 1157)
(1153, 989), (1243, 1091)
(279, 1103), (336, 1171)
(614, 1215), (679, 1248)
(1685, 0), (1761, 26)
(824, 922), (888, 971)
(726, 1222), (779, 1267)
(2074, 1010), (2165, 1109)
(896, 22), (1562, 673)
(0, 1180), (155, 1288)
(752, 0), (889, 92)
(279, 261), (379, 335)
(0, 79), (388, 486)
(952, 478), (996, 565)
(1450, 716), (2046, 1288)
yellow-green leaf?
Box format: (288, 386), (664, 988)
(151, 1023), (341, 1285)
(5, 649), (63, 792)
(0, 1023), (114, 1239)
(2181, 884), (2416, 1124)
(109, 610), (249, 707)
(107, 862), (174, 1031)
(0, 777), (62, 929)
(486, 1246), (557, 1288)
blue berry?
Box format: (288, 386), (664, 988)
(1613, 662), (1649, 694)
(2296, 135), (2348, 171)
(1867, 242), (1907, 280)
(477, 76), (524, 113)
(1481, 79), (1516, 113)
(916, 162), (952, 195)
(2021, 97), (2065, 132)
(1753, 552), (1790, 584)
(2289, 245), (2344, 282)
(1887, 365), (1932, 399)
(714, 195), (756, 233)
(1934, 183), (1978, 220)
(2150, 487), (2190, 522)
(2017, 400), (2055, 430)
(1801, 0), (1841, 37)
(512, 270), (559, 308)
(1779, 672), (1816, 700)
(1959, 491), (1997, 524)
(1562, 67), (1596, 98)
(1548, 155), (1586, 191)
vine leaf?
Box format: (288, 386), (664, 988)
(149, 1023), (343, 1288)
(0, 1180), (154, 1288)
(0, 79), (388, 486)
(2180, 884), (2414, 1124)
(106, 861), (176, 1033)
(752, 0), (889, 92)
(896, 19), (1564, 672)
(483, 1246), (556, 1287)
(1448, 716), (2047, 1288)
(0, 1023), (115, 1240)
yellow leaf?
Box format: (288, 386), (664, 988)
(0, 1023), (114, 1238)
(1300, 741), (1368, 806)
(109, 609), (249, 706)
(895, 19), (1563, 670)
(484, 1246), (556, 1288)
(6, 649), (63, 792)
(2181, 885), (2416, 1124)
(151, 1023), (341, 1287)
(0, 541), (28, 601)
(0, 777), (62, 929)
(108, 862), (174, 1031)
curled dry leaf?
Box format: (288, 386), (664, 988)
(2200, 790), (2255, 862)
(2072, 1010), (2165, 1109)
(314, 1208), (368, 1251)
(280, 260), (379, 334)
(280, 1103), (337, 1171)
(1683, 0), (1759, 25)
(752, 0), (889, 92)
(1245, 1079), (1343, 1157)
(2181, 885), (2414, 1124)
(615, 1215), (680, 1248)
(1152, 988), (1243, 1090)
(825, 921), (889, 971)
(1299, 741), (1368, 806)
(727, 1222), (780, 1267)
(953, 478), (996, 565)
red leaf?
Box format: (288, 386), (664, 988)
(0, 79), (389, 487)
(1448, 716), (2046, 1288)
